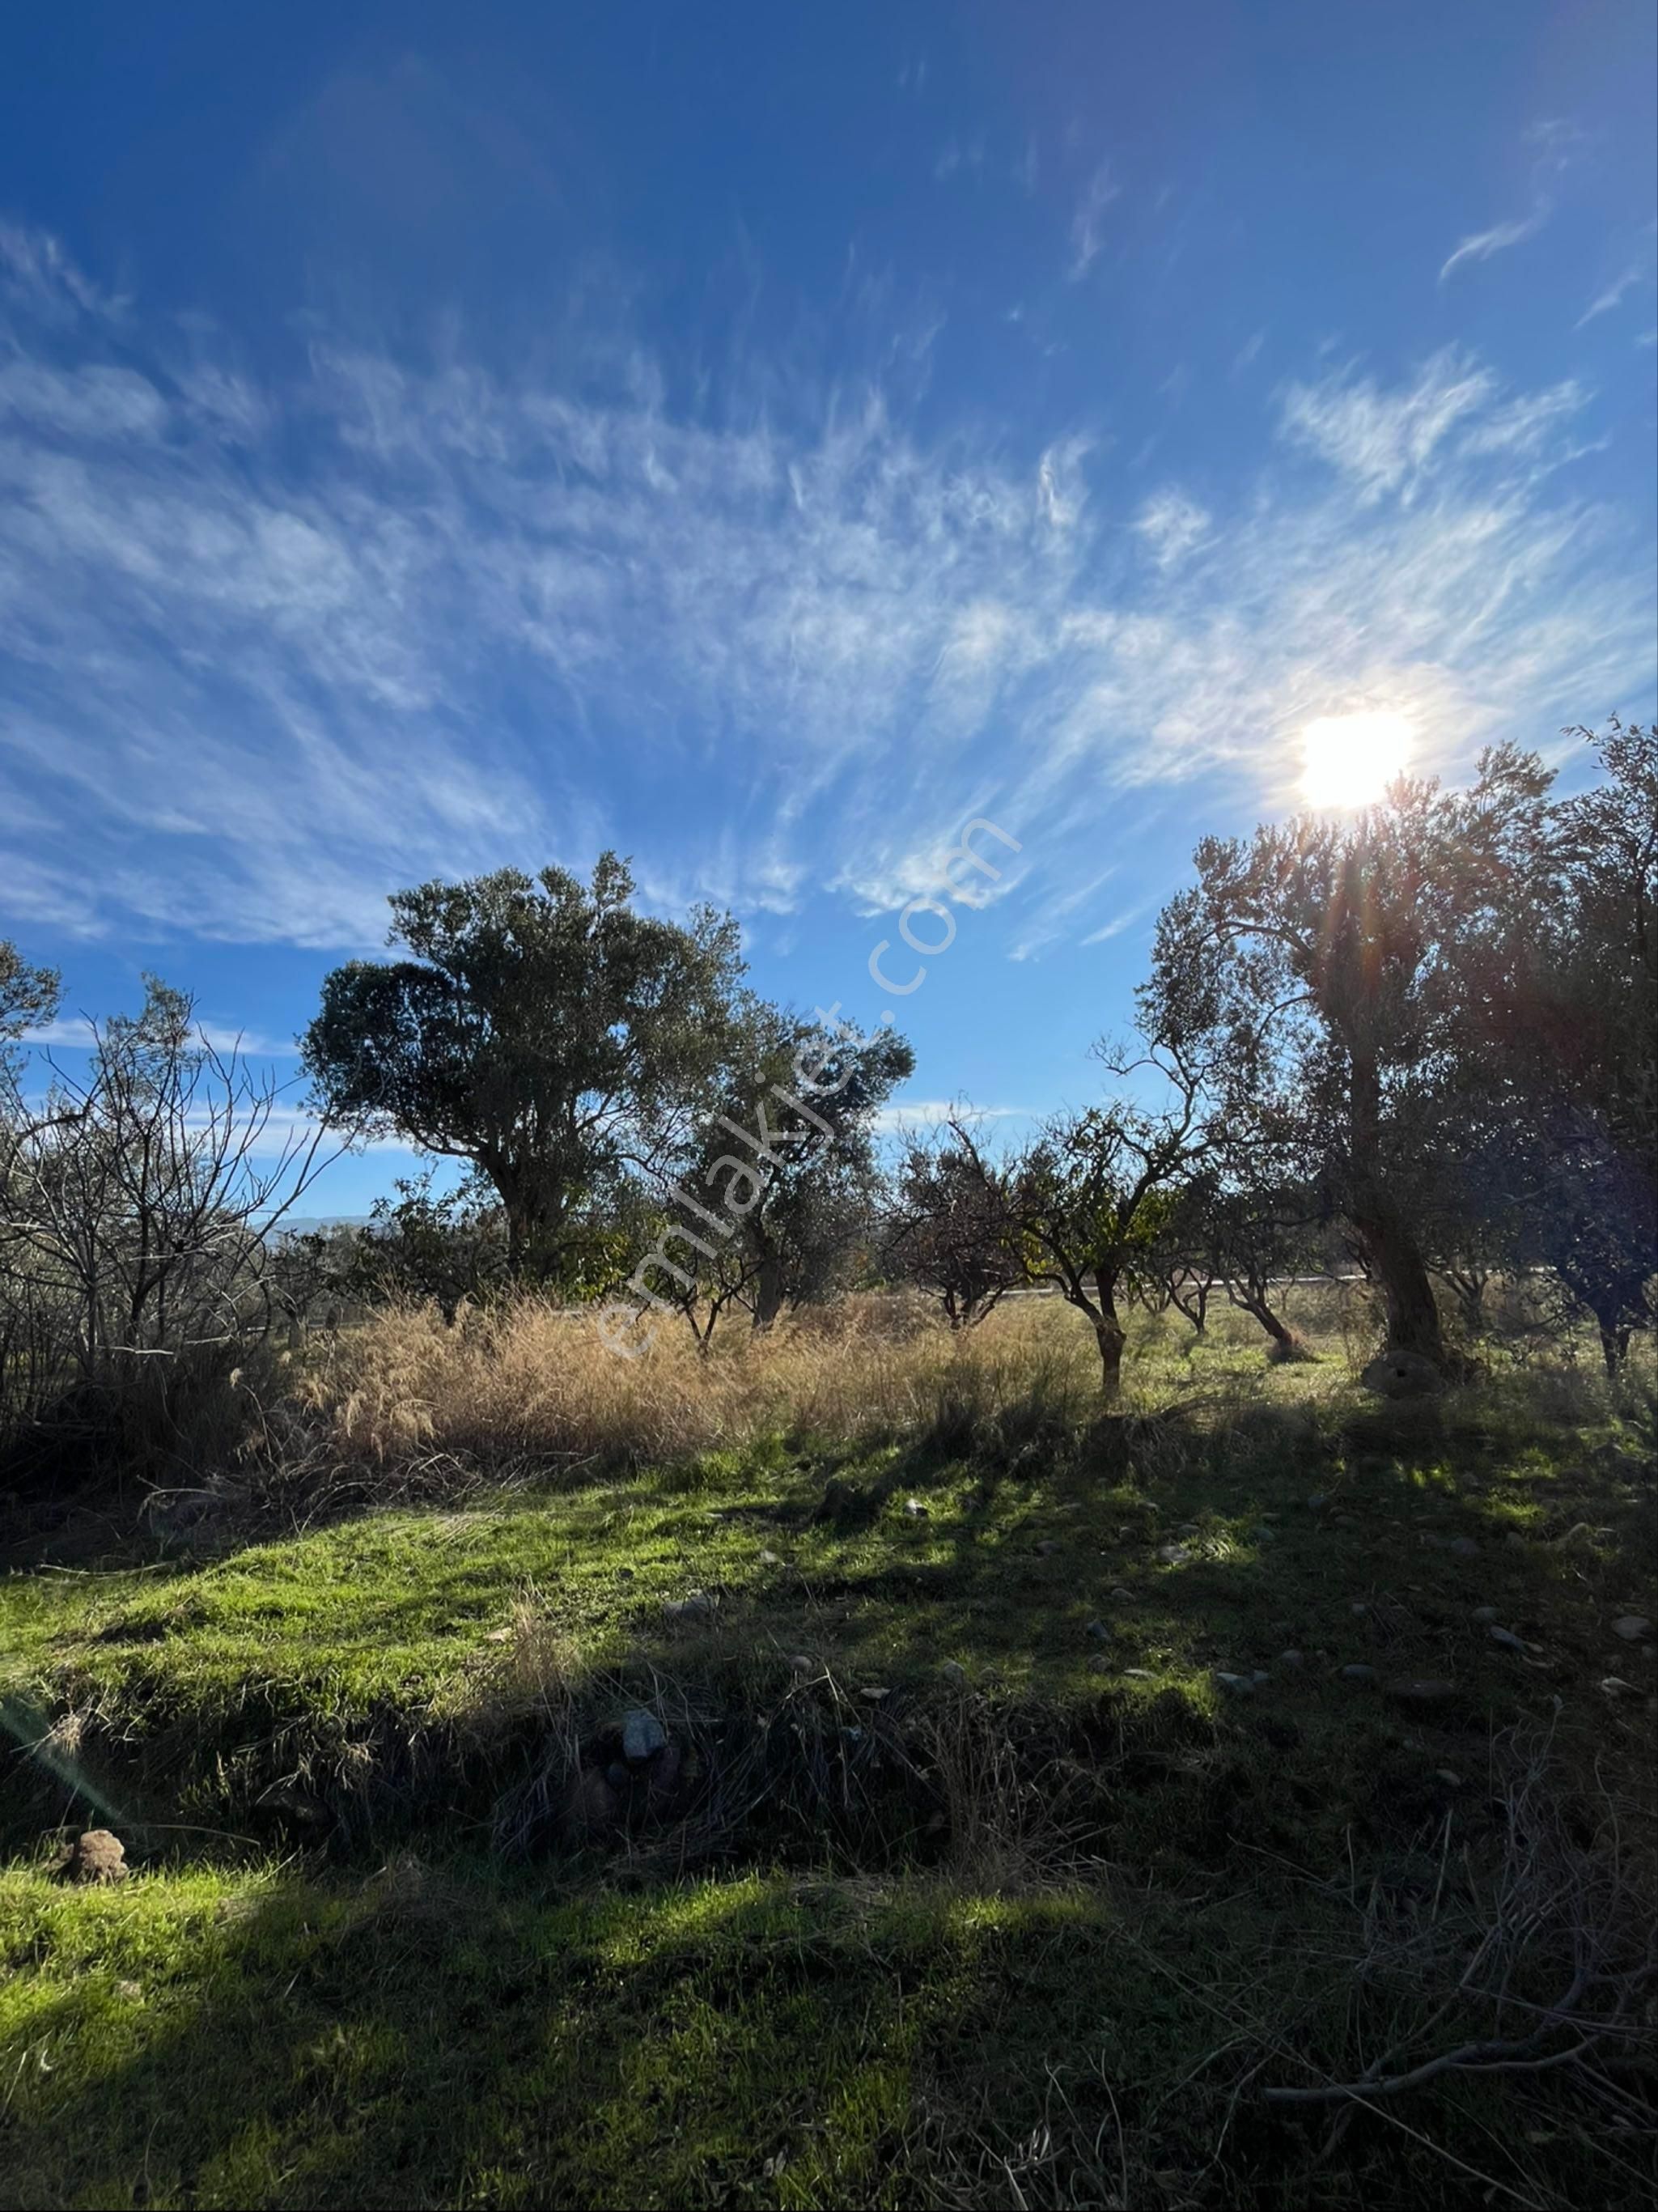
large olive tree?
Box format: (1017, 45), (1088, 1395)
(303, 856), (744, 1283)
(1143, 750), (1558, 1372)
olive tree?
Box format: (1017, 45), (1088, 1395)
(1143, 750), (1558, 1372)
(303, 856), (744, 1284)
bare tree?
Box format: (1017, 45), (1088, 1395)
(1, 978), (337, 1471)
(887, 1126), (1024, 1328)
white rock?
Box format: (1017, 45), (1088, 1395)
(621, 1708), (667, 1763)
(1613, 1616), (1652, 1642)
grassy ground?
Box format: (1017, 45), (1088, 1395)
(2, 1298), (1655, 2206)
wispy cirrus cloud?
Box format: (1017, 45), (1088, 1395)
(1575, 227), (1657, 327)
(1066, 163), (1119, 281)
(1438, 206), (1549, 284)
(0, 228), (1651, 957)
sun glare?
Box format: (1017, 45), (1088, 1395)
(1300, 710), (1414, 809)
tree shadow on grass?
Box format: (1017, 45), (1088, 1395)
(1, 1864), (1134, 2211)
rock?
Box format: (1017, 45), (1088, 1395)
(258, 1782), (329, 1828)
(1487, 1626), (1527, 1654)
(647, 1742), (684, 1802)
(787, 1654), (816, 1675)
(1085, 1619), (1112, 1641)
(859, 1685), (892, 1704)
(1361, 1348), (1444, 1400)
(562, 1768), (621, 1840)
(1157, 1542), (1192, 1565)
(1448, 1536), (1480, 1558)
(1087, 1652), (1113, 1674)
(1278, 1649), (1304, 1669)
(759, 1549), (782, 1566)
(1122, 1667), (1157, 1680)
(939, 1660), (968, 1687)
(1252, 1525), (1277, 1544)
(1600, 1677), (1638, 1699)
(483, 1624), (515, 1643)
(1214, 1671), (1256, 1696)
(1251, 1670), (1272, 1687)
(1340, 1664), (1377, 1684)
(1350, 1601), (1370, 1615)
(1436, 1768), (1463, 1787)
(664, 1592), (714, 1623)
(58, 1829), (127, 1885)
(1613, 1616), (1652, 1643)
(1035, 1539), (1060, 1556)
(903, 1497), (930, 1518)
(1472, 1605), (1499, 1624)
(1305, 1492), (1328, 1510)
(1504, 1531), (1526, 1549)
(1109, 1586), (1134, 1603)
(1385, 1678), (1457, 1705)
(621, 1708), (668, 1764)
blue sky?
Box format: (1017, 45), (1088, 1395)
(2, 1), (1654, 1211)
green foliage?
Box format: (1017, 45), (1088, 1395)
(0, 938), (58, 1051)
(303, 856), (745, 1284)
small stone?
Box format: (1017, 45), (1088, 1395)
(1035, 1539), (1060, 1556)
(1122, 1667), (1156, 1680)
(1214, 1671), (1256, 1696)
(621, 1708), (668, 1764)
(1472, 1605), (1499, 1624)
(903, 1497), (930, 1518)
(58, 1829), (127, 1885)
(664, 1592), (714, 1623)
(1350, 1601), (1369, 1615)
(1436, 1768), (1463, 1787)
(1600, 1677), (1637, 1699)
(1340, 1664), (1377, 1684)
(1252, 1525), (1277, 1544)
(759, 1549), (782, 1566)
(788, 1654), (816, 1675)
(859, 1685), (892, 1704)
(1251, 1670), (1272, 1687)
(1361, 1348), (1444, 1400)
(562, 1769), (621, 1838)
(1088, 1652), (1113, 1673)
(1278, 1649), (1304, 1669)
(1487, 1626), (1527, 1654)
(1085, 1619), (1112, 1641)
(939, 1660), (968, 1687)
(483, 1624), (514, 1643)
(1504, 1531), (1526, 1549)
(1448, 1536), (1479, 1558)
(1613, 1616), (1652, 1643)
(1109, 1586), (1134, 1603)
(1157, 1542), (1191, 1565)
(1385, 1678), (1457, 1705)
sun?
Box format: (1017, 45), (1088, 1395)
(1300, 710), (1415, 809)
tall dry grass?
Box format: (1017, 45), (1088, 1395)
(287, 1292), (1104, 1480)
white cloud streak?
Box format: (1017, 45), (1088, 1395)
(1066, 164), (1120, 281)
(1438, 206), (1548, 284)
(0, 233), (1652, 955)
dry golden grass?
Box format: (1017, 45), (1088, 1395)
(290, 1290), (1113, 1476)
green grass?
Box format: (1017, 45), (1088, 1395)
(2, 1315), (1655, 2207)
